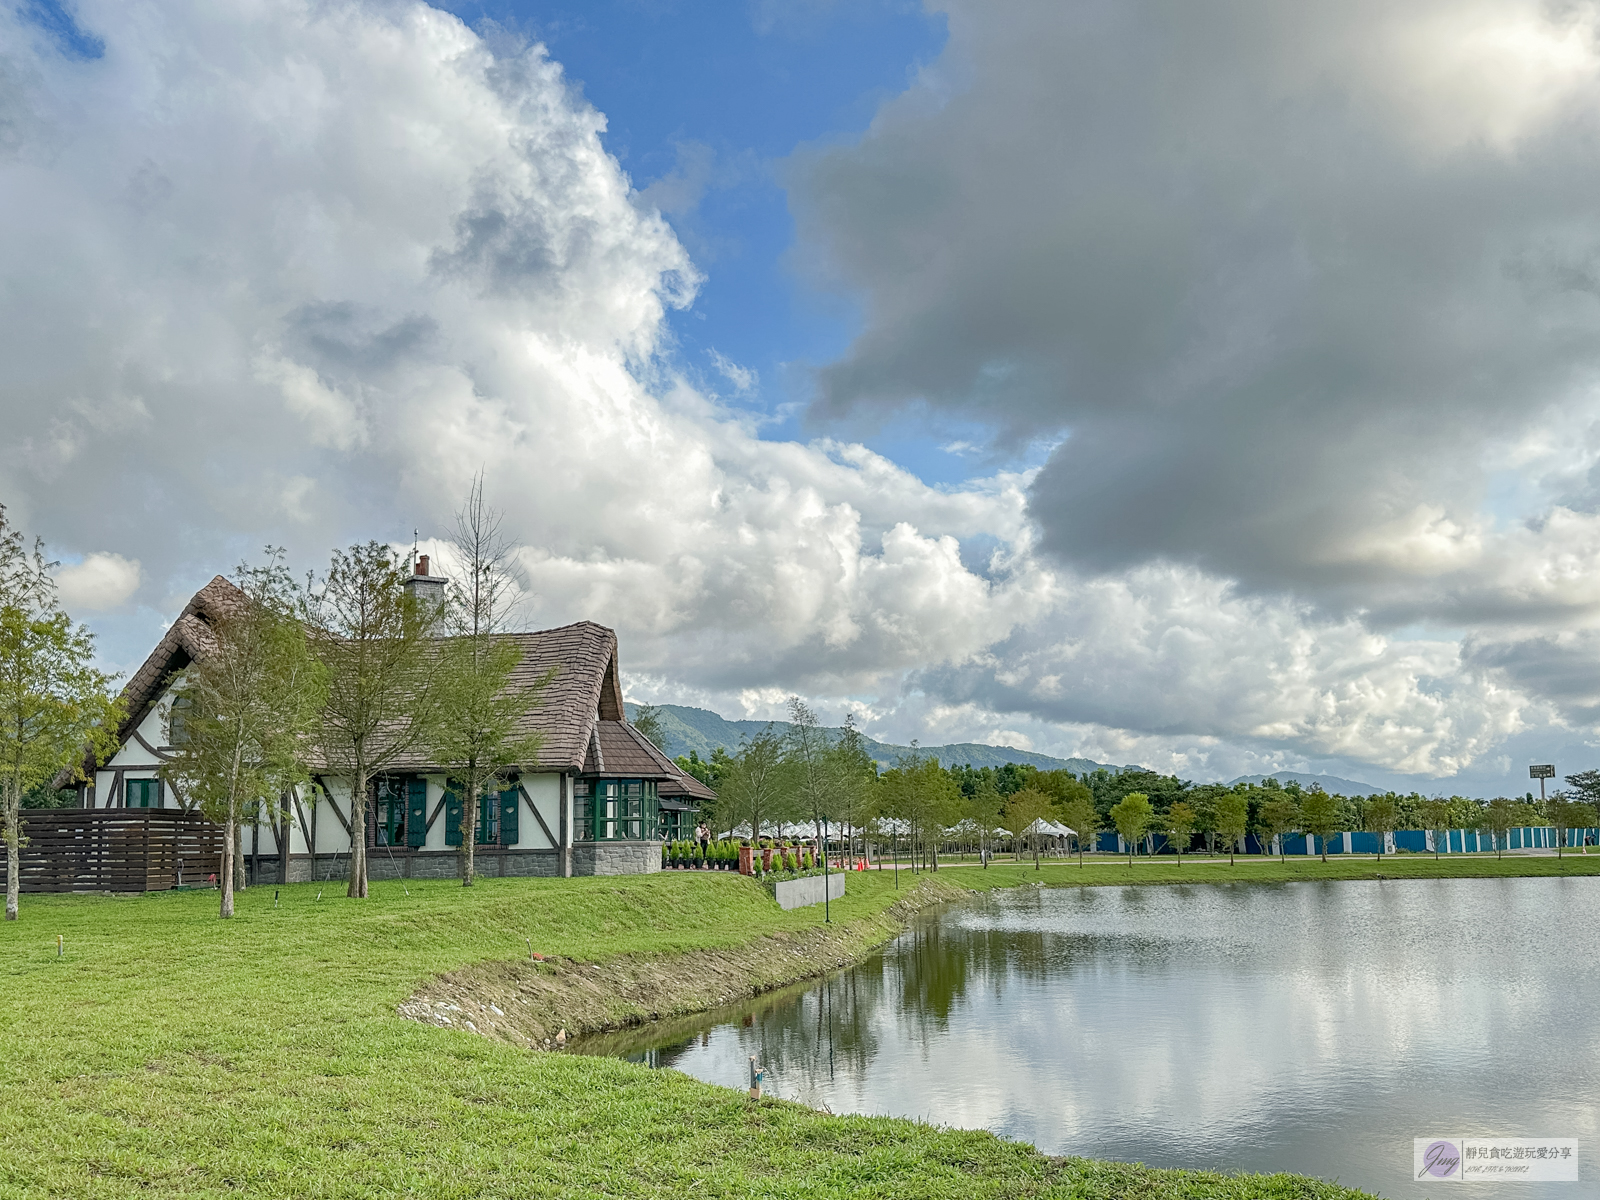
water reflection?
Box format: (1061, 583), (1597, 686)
(578, 879), (1600, 1199)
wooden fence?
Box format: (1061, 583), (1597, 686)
(0, 808), (224, 893)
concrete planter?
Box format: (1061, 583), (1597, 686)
(773, 872), (845, 911)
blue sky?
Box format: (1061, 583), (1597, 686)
(11, 0), (1600, 795)
(434, 0), (1018, 486)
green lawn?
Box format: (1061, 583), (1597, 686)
(13, 860), (1561, 1198)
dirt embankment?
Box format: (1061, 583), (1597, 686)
(397, 875), (968, 1049)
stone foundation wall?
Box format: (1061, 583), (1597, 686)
(244, 845), (667, 884)
(570, 841), (662, 876)
(245, 849), (563, 886)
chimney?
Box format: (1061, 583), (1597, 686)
(403, 553), (447, 624)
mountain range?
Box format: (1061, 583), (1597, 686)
(625, 704), (1386, 794)
(624, 703), (1127, 775)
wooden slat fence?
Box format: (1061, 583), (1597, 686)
(0, 809), (224, 893)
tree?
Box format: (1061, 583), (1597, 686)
(1545, 793), (1597, 858)
(1300, 789), (1342, 862)
(1165, 800), (1196, 865)
(1003, 787), (1053, 869)
(430, 478), (551, 887)
(719, 726), (790, 842)
(877, 750), (960, 873)
(1110, 792), (1154, 867)
(1482, 797), (1515, 858)
(303, 542), (448, 899)
(632, 704), (667, 753)
(1364, 794), (1398, 862)
(160, 554), (326, 918)
(1058, 784), (1099, 866)
(965, 772), (1004, 868)
(1258, 793), (1300, 863)
(785, 698), (834, 850)
(1418, 797), (1452, 860)
(0, 508), (123, 921)
(1216, 792), (1248, 864)
(827, 715), (879, 866)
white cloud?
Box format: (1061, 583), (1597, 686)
(0, 0), (1575, 788)
(708, 348), (757, 394)
(54, 553), (141, 612)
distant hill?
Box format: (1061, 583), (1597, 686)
(1227, 771), (1386, 797)
(624, 703), (1128, 775)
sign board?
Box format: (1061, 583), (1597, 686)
(1530, 764), (1555, 779)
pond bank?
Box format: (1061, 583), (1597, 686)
(398, 874), (969, 1046)
(399, 853), (1600, 1053)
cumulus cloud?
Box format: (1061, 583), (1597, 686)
(793, 0), (1600, 603)
(0, 0), (1569, 784)
(785, 0), (1600, 760)
(54, 552), (141, 612)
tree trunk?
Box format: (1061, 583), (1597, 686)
(234, 821), (247, 892)
(462, 782), (478, 886)
(4, 783), (19, 921)
(279, 793), (293, 884)
(347, 771), (368, 898)
(220, 805), (236, 919)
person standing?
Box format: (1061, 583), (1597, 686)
(696, 820), (710, 861)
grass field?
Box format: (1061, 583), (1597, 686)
(6, 855), (1585, 1198)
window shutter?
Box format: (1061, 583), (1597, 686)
(407, 779), (428, 847)
(500, 788), (520, 846)
(445, 790), (463, 846)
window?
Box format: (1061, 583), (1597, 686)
(573, 780), (593, 842)
(445, 788), (515, 846)
(126, 778), (161, 808)
(167, 693), (194, 746)
(576, 778), (658, 841)
(374, 778), (407, 847)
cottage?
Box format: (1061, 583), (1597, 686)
(68, 573), (714, 881)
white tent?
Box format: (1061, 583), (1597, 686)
(1024, 818), (1076, 839)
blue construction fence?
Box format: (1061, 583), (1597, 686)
(1092, 827), (1600, 856)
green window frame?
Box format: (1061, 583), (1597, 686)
(577, 778), (658, 841)
(476, 795), (498, 845)
(573, 780), (593, 842)
(375, 778), (408, 847)
(446, 789), (509, 846)
(125, 778), (161, 808)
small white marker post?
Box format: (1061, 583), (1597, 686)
(56, 934), (63, 958)
(748, 1055), (763, 1101)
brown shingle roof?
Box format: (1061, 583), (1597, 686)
(68, 576), (706, 786)
(57, 575), (245, 786)
(587, 720), (679, 779)
(659, 769), (716, 803)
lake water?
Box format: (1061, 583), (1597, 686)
(580, 877), (1600, 1198)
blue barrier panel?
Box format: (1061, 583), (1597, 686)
(1349, 832), (1380, 854)
(1097, 831), (1119, 853)
(1394, 830), (1428, 853)
(1282, 834), (1309, 855)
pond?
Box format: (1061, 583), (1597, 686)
(577, 876), (1600, 1199)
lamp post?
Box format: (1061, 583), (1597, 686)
(822, 815), (830, 924)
